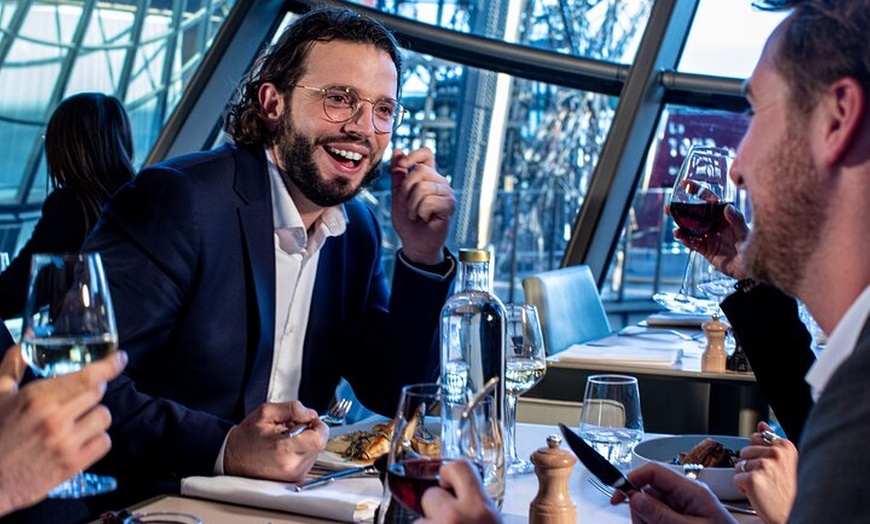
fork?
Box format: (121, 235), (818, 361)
(283, 398), (353, 436)
(321, 397), (353, 426)
(587, 476), (758, 516)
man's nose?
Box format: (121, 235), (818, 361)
(343, 103), (377, 135)
(731, 149), (746, 188)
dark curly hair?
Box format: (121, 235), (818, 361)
(224, 7), (403, 146)
(754, 0), (870, 113)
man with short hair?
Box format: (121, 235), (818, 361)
(83, 6), (457, 510)
(420, 0), (870, 522)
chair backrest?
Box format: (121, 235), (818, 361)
(516, 397), (583, 426)
(523, 265), (611, 355)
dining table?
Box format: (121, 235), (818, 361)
(529, 324), (767, 436)
(96, 422), (762, 524)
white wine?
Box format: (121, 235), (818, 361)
(22, 334), (118, 377)
(505, 358), (546, 395)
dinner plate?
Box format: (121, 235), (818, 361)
(632, 434), (750, 501)
(316, 418), (389, 470)
(316, 416), (443, 471)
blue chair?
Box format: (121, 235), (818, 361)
(522, 265), (612, 356)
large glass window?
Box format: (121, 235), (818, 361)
(602, 105), (749, 305)
(678, 1), (786, 78)
(0, 0), (237, 253)
(348, 0), (653, 63)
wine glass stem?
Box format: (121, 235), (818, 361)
(505, 393), (520, 464)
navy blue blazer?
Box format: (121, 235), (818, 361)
(1, 321), (12, 349)
(83, 144), (453, 491)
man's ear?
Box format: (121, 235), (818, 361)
(817, 77), (866, 165)
(258, 83), (285, 132)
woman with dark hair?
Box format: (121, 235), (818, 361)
(0, 92), (134, 319)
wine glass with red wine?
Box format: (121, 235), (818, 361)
(377, 383), (500, 522)
(654, 146), (737, 315)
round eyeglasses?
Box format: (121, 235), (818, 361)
(290, 84), (406, 133)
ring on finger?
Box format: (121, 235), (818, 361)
(737, 459), (748, 473)
(761, 429), (780, 445)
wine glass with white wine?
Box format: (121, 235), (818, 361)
(504, 304), (547, 475)
(20, 252), (119, 498)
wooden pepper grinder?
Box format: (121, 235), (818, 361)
(529, 434), (577, 524)
(702, 315), (729, 372)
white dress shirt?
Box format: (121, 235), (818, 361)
(214, 149), (346, 473)
(265, 149), (347, 402)
(806, 285), (870, 401)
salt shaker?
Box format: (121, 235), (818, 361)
(529, 434), (576, 524)
(701, 315), (728, 372)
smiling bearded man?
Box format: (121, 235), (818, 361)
(78, 7), (458, 517)
(275, 105), (382, 208)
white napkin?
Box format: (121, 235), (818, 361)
(555, 335), (688, 367)
(644, 312), (713, 328)
(181, 475), (383, 522)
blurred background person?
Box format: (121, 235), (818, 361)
(0, 92), (135, 320)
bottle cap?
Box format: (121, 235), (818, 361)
(459, 248), (490, 262)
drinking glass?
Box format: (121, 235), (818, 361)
(20, 252), (119, 498)
(504, 304), (547, 475)
(123, 513), (203, 524)
(578, 374), (643, 470)
(654, 145), (737, 316)
(377, 383), (504, 523)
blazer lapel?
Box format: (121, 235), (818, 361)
(233, 146), (277, 413)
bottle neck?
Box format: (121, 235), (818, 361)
(458, 260), (492, 292)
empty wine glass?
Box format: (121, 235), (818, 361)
(504, 304), (547, 475)
(654, 145), (737, 315)
(20, 252), (119, 498)
(578, 374), (643, 470)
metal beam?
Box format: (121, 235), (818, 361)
(146, 0), (286, 163)
(285, 0), (629, 96)
(561, 0), (701, 284)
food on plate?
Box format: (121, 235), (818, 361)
(674, 437), (739, 468)
(326, 420), (396, 464)
(325, 412), (442, 465)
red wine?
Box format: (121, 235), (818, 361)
(670, 201), (729, 237)
(387, 458), (455, 514)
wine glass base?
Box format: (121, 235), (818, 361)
(506, 458), (535, 476)
(652, 292), (720, 316)
(48, 472), (117, 499)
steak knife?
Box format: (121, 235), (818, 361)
(558, 423), (640, 496)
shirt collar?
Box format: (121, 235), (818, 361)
(265, 147), (347, 255)
(805, 285), (870, 401)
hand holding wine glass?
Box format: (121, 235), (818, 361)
(504, 304), (546, 475)
(0, 345), (125, 515)
(655, 146), (740, 314)
(20, 252), (120, 498)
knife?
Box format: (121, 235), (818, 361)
(293, 464), (377, 491)
(558, 423), (640, 496)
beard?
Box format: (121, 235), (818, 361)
(274, 110), (382, 208)
(741, 119), (828, 295)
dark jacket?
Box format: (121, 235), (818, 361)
(721, 283), (816, 442)
(0, 188), (97, 319)
(81, 144), (453, 507)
